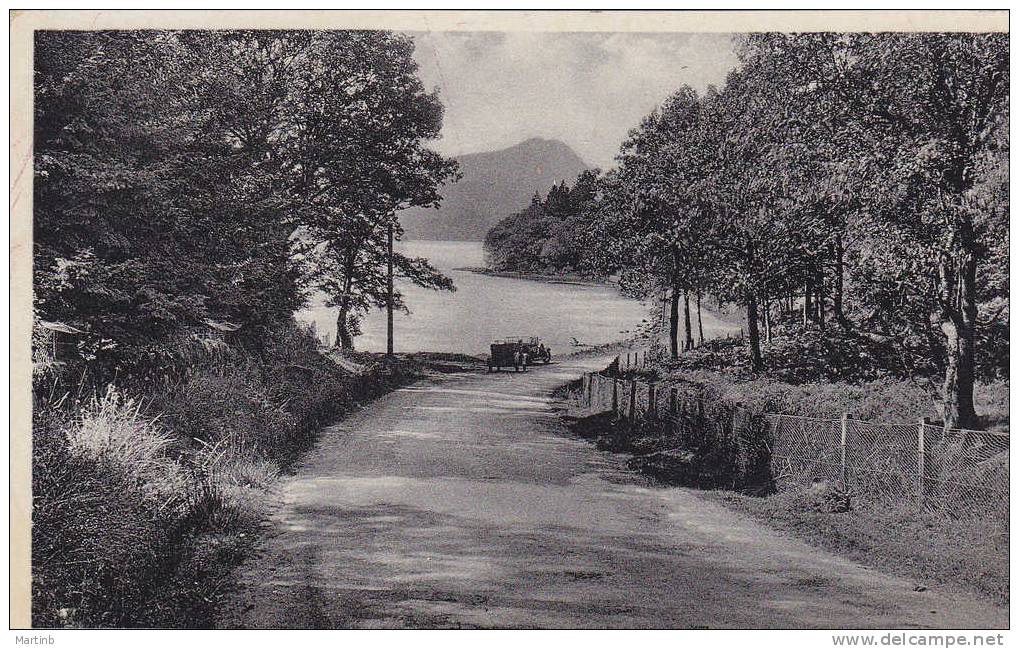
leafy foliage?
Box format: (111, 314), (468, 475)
(34, 29), (458, 368)
(484, 32), (1008, 427)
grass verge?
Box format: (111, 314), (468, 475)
(707, 489), (1009, 607)
(560, 404), (1008, 607)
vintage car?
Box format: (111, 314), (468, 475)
(488, 337), (552, 372)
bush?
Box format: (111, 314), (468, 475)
(155, 365), (298, 461)
(976, 379), (1010, 431)
(651, 328), (1007, 429)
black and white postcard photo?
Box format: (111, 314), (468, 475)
(8, 8), (1011, 643)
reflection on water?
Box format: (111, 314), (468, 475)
(297, 241), (721, 356)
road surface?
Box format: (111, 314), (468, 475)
(217, 354), (1006, 629)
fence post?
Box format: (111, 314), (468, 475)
(918, 417), (929, 507)
(611, 379), (619, 416)
(840, 412), (851, 487)
(628, 380), (637, 421)
(587, 373), (594, 408)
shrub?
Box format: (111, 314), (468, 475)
(975, 379), (1010, 431)
(157, 365), (298, 460)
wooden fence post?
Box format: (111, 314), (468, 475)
(840, 412), (851, 487)
(611, 379), (618, 416)
(628, 380), (637, 421)
(918, 417), (929, 507)
(587, 373), (594, 408)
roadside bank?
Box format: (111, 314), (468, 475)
(554, 351), (1009, 608)
(31, 322), (486, 628)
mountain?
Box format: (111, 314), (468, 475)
(400, 137), (590, 241)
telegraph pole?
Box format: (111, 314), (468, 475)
(386, 219), (394, 357)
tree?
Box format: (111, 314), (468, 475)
(283, 31), (460, 349)
(34, 31), (304, 375)
(848, 33), (1008, 428)
(613, 87), (714, 358)
(33, 29), (461, 370)
(694, 57), (823, 372)
(483, 170), (614, 279)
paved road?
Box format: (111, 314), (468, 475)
(217, 355), (1006, 629)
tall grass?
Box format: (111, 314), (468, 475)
(32, 321), (427, 628)
(32, 411), (181, 627)
(66, 385), (194, 517)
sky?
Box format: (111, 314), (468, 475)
(411, 31), (739, 170)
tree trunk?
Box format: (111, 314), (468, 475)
(683, 289), (694, 351)
(816, 264), (826, 332)
(696, 290), (705, 347)
(746, 294), (764, 373)
(334, 252), (357, 350)
(386, 221), (394, 357)
(940, 252), (979, 430)
(803, 277), (813, 328)
(669, 287), (680, 359)
(335, 294), (353, 350)
(833, 236), (848, 328)
(764, 297), (772, 344)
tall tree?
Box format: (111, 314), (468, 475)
(614, 87), (713, 358)
(34, 31), (303, 374)
(849, 33), (1008, 428)
(695, 59), (821, 372)
(286, 31), (460, 349)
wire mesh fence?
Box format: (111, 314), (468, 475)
(579, 352), (1008, 518)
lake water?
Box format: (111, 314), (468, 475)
(297, 240), (652, 356)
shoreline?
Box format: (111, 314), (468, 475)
(452, 266), (613, 287)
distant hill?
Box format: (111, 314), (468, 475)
(400, 137), (590, 241)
